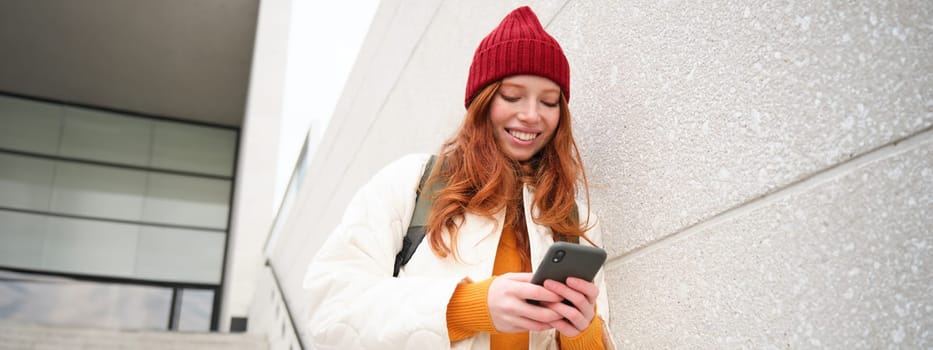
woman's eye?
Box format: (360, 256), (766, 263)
(501, 95), (520, 102)
(542, 101), (559, 108)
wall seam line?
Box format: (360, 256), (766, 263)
(544, 0), (573, 28)
(607, 124), (933, 267)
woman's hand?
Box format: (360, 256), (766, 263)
(541, 277), (599, 337)
(487, 273), (564, 333)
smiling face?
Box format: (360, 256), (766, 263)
(488, 75), (562, 162)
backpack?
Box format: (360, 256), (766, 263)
(392, 155), (579, 277)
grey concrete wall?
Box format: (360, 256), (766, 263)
(259, 0), (932, 348)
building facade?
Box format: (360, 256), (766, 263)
(1, 0), (931, 349)
(255, 0), (933, 348)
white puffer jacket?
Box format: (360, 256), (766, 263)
(303, 154), (616, 349)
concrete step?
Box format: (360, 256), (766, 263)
(0, 321), (268, 350)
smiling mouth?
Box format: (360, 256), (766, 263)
(507, 129), (539, 141)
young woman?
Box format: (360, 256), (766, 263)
(303, 6), (614, 349)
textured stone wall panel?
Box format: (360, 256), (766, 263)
(550, 0), (933, 255)
(605, 134), (932, 348)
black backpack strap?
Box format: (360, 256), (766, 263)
(557, 234), (580, 244)
(393, 155), (437, 277)
(556, 204), (581, 244)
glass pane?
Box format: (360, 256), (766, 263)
(177, 289), (214, 332)
(142, 173), (230, 229)
(0, 210), (47, 269)
(43, 217), (139, 278)
(135, 226), (225, 284)
(0, 271), (172, 330)
(0, 95), (62, 155)
(0, 153), (55, 211)
(151, 121), (237, 176)
(49, 162), (146, 221)
(58, 106), (152, 167)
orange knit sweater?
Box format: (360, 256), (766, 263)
(446, 220), (605, 349)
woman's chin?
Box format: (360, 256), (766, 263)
(503, 149), (536, 162)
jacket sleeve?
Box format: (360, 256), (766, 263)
(302, 154), (464, 350)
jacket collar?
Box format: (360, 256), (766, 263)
(454, 184), (555, 269)
(523, 183), (555, 269)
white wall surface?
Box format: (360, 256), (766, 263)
(220, 0), (289, 332)
(224, 0), (378, 335)
(256, 0), (933, 347)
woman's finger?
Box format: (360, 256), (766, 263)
(543, 279), (588, 309)
(548, 318), (580, 337)
(502, 314), (552, 332)
(544, 299), (589, 331)
(566, 277), (599, 304)
(489, 275), (565, 332)
(500, 274), (562, 303)
(541, 279), (598, 333)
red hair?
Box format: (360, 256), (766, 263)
(425, 81), (592, 263)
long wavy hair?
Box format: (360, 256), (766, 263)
(424, 81), (592, 264)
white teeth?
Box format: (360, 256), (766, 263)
(508, 129), (537, 141)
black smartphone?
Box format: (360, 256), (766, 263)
(528, 242), (607, 306)
(531, 242), (607, 285)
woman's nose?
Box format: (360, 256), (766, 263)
(516, 102), (541, 122)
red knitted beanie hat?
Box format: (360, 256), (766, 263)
(464, 6), (570, 108)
